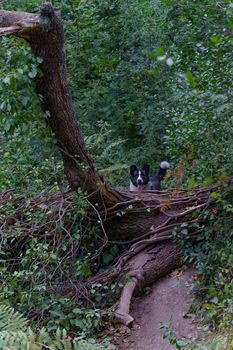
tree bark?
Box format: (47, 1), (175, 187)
(113, 242), (181, 325)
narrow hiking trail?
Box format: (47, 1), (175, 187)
(113, 268), (200, 350)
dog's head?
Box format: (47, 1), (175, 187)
(130, 164), (150, 191)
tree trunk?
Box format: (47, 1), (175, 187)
(0, 3), (217, 326)
(0, 4), (122, 206)
(113, 242), (181, 325)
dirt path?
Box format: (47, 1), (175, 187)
(113, 267), (199, 350)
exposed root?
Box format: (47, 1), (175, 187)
(112, 277), (138, 326)
(113, 242), (181, 325)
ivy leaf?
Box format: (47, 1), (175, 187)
(157, 47), (165, 56)
(144, 69), (158, 75)
(144, 50), (157, 59)
(185, 70), (198, 88)
(3, 76), (10, 84)
(28, 66), (37, 78)
(210, 36), (221, 44)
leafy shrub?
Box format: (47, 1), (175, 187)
(0, 304), (110, 350)
(170, 189), (233, 348)
(0, 184), (121, 336)
(163, 0), (233, 182)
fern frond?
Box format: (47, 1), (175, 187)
(0, 305), (110, 350)
(0, 328), (109, 350)
(0, 304), (28, 331)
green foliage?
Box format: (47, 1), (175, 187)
(1, 0), (232, 182)
(160, 316), (190, 349)
(0, 304), (28, 331)
(0, 304), (109, 350)
(0, 0), (233, 345)
(54, 0), (174, 167)
(162, 0), (233, 181)
(0, 35), (58, 192)
(0, 37), (43, 132)
(183, 206), (232, 331)
(0, 188), (120, 336)
(160, 315), (232, 349)
(170, 192), (233, 347)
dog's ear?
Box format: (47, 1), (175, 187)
(142, 164), (150, 175)
(130, 165), (138, 175)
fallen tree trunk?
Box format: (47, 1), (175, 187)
(113, 242), (181, 326)
(0, 3), (218, 326)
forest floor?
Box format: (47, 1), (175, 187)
(111, 267), (201, 350)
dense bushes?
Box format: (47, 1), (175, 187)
(178, 192), (233, 332)
(1, 0), (232, 181)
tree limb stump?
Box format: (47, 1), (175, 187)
(113, 242), (181, 325)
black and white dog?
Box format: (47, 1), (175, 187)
(130, 164), (150, 192)
(130, 161), (169, 192)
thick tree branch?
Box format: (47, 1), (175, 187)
(0, 10), (40, 37)
(0, 4), (121, 206)
(113, 242), (181, 326)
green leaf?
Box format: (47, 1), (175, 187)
(144, 50), (156, 59)
(157, 47), (165, 56)
(49, 309), (65, 319)
(28, 66), (37, 78)
(3, 76), (10, 85)
(185, 70), (198, 87)
(72, 308), (83, 315)
(144, 69), (158, 75)
(210, 36), (221, 44)
(210, 192), (220, 199)
(176, 339), (189, 347)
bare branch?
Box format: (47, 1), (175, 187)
(0, 10), (41, 37)
(0, 25), (20, 36)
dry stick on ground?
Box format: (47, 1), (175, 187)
(0, 3), (217, 326)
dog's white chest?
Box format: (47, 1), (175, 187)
(130, 181), (138, 192)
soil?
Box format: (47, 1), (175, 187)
(112, 267), (200, 350)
